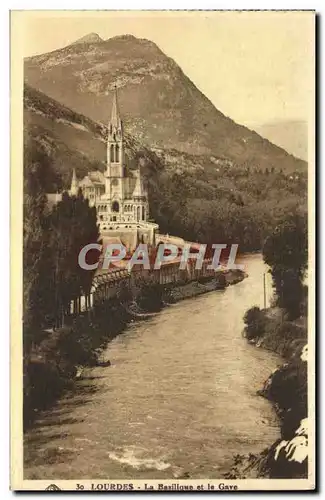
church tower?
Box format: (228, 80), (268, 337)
(105, 87), (124, 203)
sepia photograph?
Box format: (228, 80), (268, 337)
(10, 9), (315, 491)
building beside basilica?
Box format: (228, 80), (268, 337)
(67, 88), (159, 248)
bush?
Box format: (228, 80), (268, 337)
(137, 282), (163, 312)
(23, 360), (70, 429)
(243, 306), (266, 341)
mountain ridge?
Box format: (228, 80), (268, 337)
(24, 34), (306, 174)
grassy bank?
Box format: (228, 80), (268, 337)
(24, 269), (246, 430)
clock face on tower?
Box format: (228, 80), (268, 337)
(111, 178), (119, 187)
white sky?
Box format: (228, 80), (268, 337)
(21, 10), (315, 127)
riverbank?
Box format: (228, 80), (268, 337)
(226, 305), (308, 479)
(24, 268), (246, 430)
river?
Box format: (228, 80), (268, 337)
(24, 254), (281, 480)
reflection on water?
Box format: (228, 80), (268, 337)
(24, 254), (281, 479)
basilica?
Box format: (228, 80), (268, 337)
(69, 88), (159, 247)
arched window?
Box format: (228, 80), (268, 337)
(116, 144), (120, 162)
(110, 144), (115, 163)
(142, 206), (145, 220)
(112, 201), (119, 213)
(137, 206), (141, 220)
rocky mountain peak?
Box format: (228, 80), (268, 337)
(72, 32), (103, 45)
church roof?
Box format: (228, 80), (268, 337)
(79, 171), (105, 187)
(79, 176), (93, 187)
(88, 170), (105, 184)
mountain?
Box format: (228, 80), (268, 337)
(24, 83), (307, 251)
(254, 121), (308, 162)
(24, 33), (306, 174)
(24, 82), (233, 189)
(24, 83), (151, 191)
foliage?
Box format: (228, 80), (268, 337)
(23, 134), (100, 350)
(142, 158), (307, 253)
(243, 306), (266, 341)
(137, 281), (164, 312)
(48, 189), (100, 321)
(263, 214), (308, 319)
(23, 134), (58, 349)
(116, 281), (133, 303)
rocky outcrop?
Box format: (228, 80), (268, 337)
(258, 342), (308, 478)
(72, 33), (103, 45)
(270, 417), (308, 478)
(258, 341), (308, 478)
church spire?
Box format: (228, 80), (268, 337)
(106, 85), (124, 182)
(110, 85), (122, 129)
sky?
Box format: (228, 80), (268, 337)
(19, 11), (314, 128)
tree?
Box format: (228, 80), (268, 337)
(23, 134), (55, 349)
(48, 189), (101, 324)
(23, 131), (101, 345)
(263, 214), (308, 319)
(243, 306), (266, 340)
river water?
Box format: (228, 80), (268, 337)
(24, 254), (281, 480)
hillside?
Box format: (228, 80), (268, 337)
(24, 83), (307, 252)
(24, 83), (158, 190)
(24, 33), (306, 174)
(24, 83), (238, 189)
(254, 121), (308, 162)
